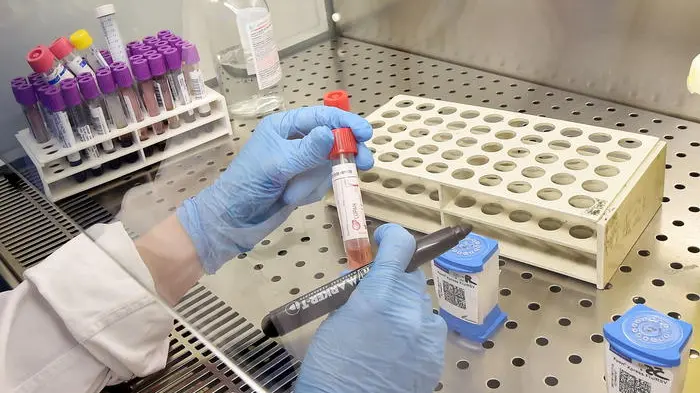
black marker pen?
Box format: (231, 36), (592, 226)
(261, 225), (472, 337)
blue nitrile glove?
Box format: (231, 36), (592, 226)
(295, 224), (447, 393)
(177, 106), (374, 273)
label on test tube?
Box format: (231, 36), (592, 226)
(188, 70), (206, 100)
(166, 73), (181, 104)
(331, 163), (368, 241)
(45, 65), (72, 86)
(122, 95), (137, 123)
(89, 106), (109, 135)
(432, 262), (479, 324)
(76, 125), (100, 160)
(246, 13), (282, 90)
(66, 57), (95, 77)
(606, 347), (674, 393)
(153, 81), (165, 108)
(177, 73), (192, 105)
(54, 112), (76, 148)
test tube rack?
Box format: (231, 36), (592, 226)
(327, 95), (666, 288)
(16, 86), (232, 201)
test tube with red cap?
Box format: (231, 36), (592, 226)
(324, 90), (373, 270)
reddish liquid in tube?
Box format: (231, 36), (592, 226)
(346, 238), (373, 270)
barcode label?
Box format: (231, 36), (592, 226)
(154, 81), (165, 108)
(188, 70), (206, 100)
(620, 370), (651, 393)
(442, 281), (466, 308)
(431, 261), (479, 323)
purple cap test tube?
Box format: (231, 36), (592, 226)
(28, 72), (43, 83)
(157, 30), (173, 39)
(95, 67), (116, 94)
(180, 42), (210, 117)
(147, 53), (178, 127)
(60, 79), (82, 107)
(100, 50), (113, 65)
(13, 82), (51, 143)
(95, 67), (129, 130)
(77, 74), (99, 99)
(147, 53), (167, 77)
(111, 62), (134, 87)
(181, 42), (201, 65)
(44, 85), (81, 164)
(11, 76), (27, 88)
(13, 83), (38, 106)
(142, 35), (159, 45)
(130, 57), (151, 81)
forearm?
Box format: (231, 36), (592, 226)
(135, 214), (203, 305)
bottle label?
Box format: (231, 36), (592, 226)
(166, 73), (181, 104)
(177, 73), (192, 105)
(331, 163), (368, 241)
(123, 95), (137, 123)
(45, 65), (72, 85)
(54, 112), (76, 148)
(245, 12), (282, 90)
(153, 81), (164, 108)
(89, 106), (109, 135)
(606, 346), (674, 393)
(188, 70), (206, 100)
(67, 56), (94, 76)
(431, 262), (479, 324)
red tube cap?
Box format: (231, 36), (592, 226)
(324, 90), (357, 159)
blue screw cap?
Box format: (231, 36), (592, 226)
(434, 233), (498, 273)
(604, 304), (693, 367)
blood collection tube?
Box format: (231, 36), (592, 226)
(12, 83), (51, 143)
(324, 90), (372, 269)
(100, 50), (113, 65)
(61, 80), (103, 176)
(131, 57), (165, 136)
(95, 4), (128, 65)
(146, 53), (179, 129)
(112, 62), (151, 149)
(27, 45), (74, 85)
(125, 40), (140, 57)
(11, 77), (27, 87)
(27, 72), (43, 83)
(43, 86), (85, 175)
(157, 30), (173, 39)
(69, 29), (110, 71)
(50, 37), (95, 77)
(142, 35), (159, 46)
(163, 47), (195, 123)
(77, 73), (117, 155)
(181, 42), (212, 117)
(36, 84), (56, 139)
(95, 67), (131, 149)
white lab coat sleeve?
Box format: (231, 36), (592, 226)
(0, 222), (173, 393)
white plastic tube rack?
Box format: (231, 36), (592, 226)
(16, 86), (232, 201)
(327, 95), (666, 288)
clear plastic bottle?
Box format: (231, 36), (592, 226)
(50, 36), (96, 77)
(324, 90), (372, 270)
(204, 0), (283, 117)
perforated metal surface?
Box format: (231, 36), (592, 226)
(75, 37), (700, 393)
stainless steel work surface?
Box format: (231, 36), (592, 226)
(104, 37), (699, 393)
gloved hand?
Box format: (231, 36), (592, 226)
(295, 224), (447, 393)
(177, 107), (373, 273)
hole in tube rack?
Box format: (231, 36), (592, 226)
(535, 153), (558, 164)
(561, 127), (583, 137)
(429, 190), (440, 201)
(426, 163), (448, 173)
(470, 125), (491, 134)
(460, 110), (480, 118)
(522, 166), (545, 178)
(570, 225), (595, 239)
(507, 181), (531, 193)
(378, 152), (399, 162)
(589, 133), (612, 143)
(509, 210), (532, 222)
(401, 114), (421, 122)
(582, 179), (608, 192)
(479, 174), (502, 186)
(381, 110), (399, 118)
(521, 135), (542, 144)
(484, 114), (504, 123)
(452, 168), (475, 180)
(409, 128), (430, 138)
(508, 118), (529, 127)
(495, 130), (516, 140)
(494, 161), (516, 172)
(388, 124), (407, 133)
(372, 135), (392, 145)
(441, 150), (463, 160)
(370, 120), (385, 129)
(569, 195), (595, 208)
(618, 138), (642, 148)
(508, 147), (530, 158)
(537, 188), (562, 200)
(577, 145), (600, 156)
(595, 165), (620, 177)
(467, 155), (489, 166)
(455, 195), (476, 208)
(416, 103), (435, 111)
(534, 123), (555, 132)
(53, 169), (64, 174)
(552, 173), (576, 185)
(382, 178), (402, 188)
(565, 159), (589, 170)
(49, 162), (61, 168)
(46, 150), (57, 155)
(456, 137), (477, 147)
(402, 157), (423, 168)
(361, 173), (379, 182)
(395, 100), (413, 108)
(432, 132), (453, 142)
(437, 106), (457, 115)
(418, 145), (439, 155)
(482, 142), (503, 152)
(424, 117), (443, 126)
(539, 217), (563, 230)
(394, 140), (414, 150)
(481, 203), (503, 215)
(446, 121), (466, 130)
(549, 140), (571, 150)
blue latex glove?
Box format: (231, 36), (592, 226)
(296, 224), (447, 393)
(177, 107), (373, 273)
